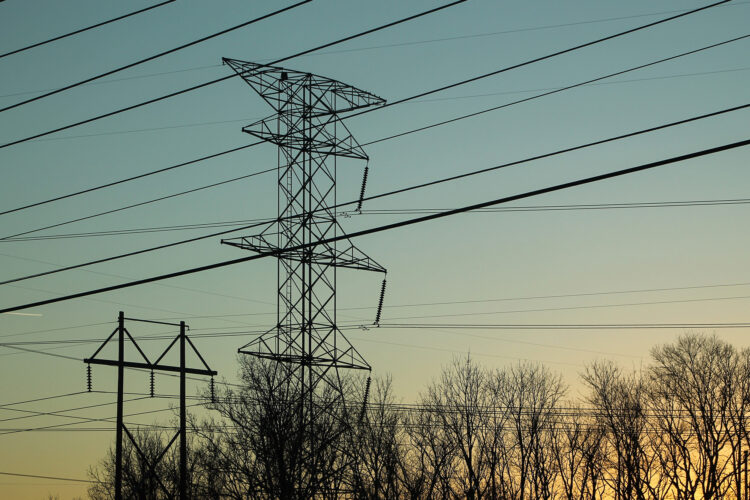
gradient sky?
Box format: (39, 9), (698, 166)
(1, 0), (749, 498)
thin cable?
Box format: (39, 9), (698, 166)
(1, 13), (740, 217)
(378, 322), (750, 330)
(0, 216), (274, 287)
(1, 136), (747, 314)
(2, 99), (745, 288)
(344, 0), (733, 121)
(363, 33), (750, 146)
(0, 0), (312, 112)
(3, 29), (744, 235)
(15, 65), (748, 145)
(4, 1), (749, 100)
(3, 197), (748, 243)
(0, 0), (175, 59)
(0, 167), (276, 241)
(0, 0), (467, 148)
(0, 141), (262, 217)
(0, 344), (82, 361)
(0, 392), (88, 410)
(0, 471), (93, 483)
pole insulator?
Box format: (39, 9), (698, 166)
(359, 376), (372, 424)
(374, 278), (387, 326)
(210, 376), (216, 404)
(356, 164), (369, 212)
(86, 364), (92, 392)
(149, 370), (155, 398)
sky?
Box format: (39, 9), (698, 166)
(1, 0), (749, 497)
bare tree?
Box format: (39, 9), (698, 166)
(649, 333), (737, 499)
(347, 375), (406, 499)
(583, 359), (651, 500)
(552, 403), (607, 500)
(421, 356), (497, 499)
(195, 355), (356, 500)
(496, 361), (565, 500)
(88, 426), (196, 500)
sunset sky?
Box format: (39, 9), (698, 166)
(1, 0), (749, 498)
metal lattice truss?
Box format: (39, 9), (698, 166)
(221, 58), (386, 386)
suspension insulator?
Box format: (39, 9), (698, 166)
(356, 164), (369, 212)
(374, 278), (387, 326)
(210, 376), (216, 404)
(86, 364), (92, 392)
(149, 370), (155, 398)
(359, 376), (372, 424)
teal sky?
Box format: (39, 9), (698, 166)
(1, 0), (750, 497)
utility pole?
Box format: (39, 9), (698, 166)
(85, 312), (216, 500)
(745, 449), (748, 500)
(221, 58), (387, 495)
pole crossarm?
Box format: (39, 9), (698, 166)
(84, 358), (216, 376)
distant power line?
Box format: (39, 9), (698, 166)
(2, 197), (745, 243)
(0, 103), (747, 289)
(0, 0), (312, 112)
(0, 471), (94, 483)
(362, 33), (750, 146)
(0, 0), (467, 148)
(2, 26), (745, 224)
(0, 0), (175, 59)
(0, 135), (748, 315)
(3, 1), (748, 100)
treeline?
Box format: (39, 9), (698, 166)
(87, 333), (750, 499)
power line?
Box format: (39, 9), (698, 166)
(379, 322), (750, 330)
(1, 136), (747, 315)
(375, 294), (750, 322)
(344, 0), (733, 120)
(0, 0), (312, 112)
(1, 100), (747, 289)
(2, 15), (741, 220)
(0, 471), (93, 483)
(0, 141), (262, 217)
(3, 196), (747, 243)
(0, 0), (467, 148)
(355, 198), (750, 215)
(4, 1), (748, 101)
(362, 33), (750, 146)
(0, 167), (276, 241)
(416, 66), (750, 105)
(0, 392), (89, 410)
(0, 0), (175, 59)
(13, 65), (749, 145)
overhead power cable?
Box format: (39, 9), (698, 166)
(1, 136), (747, 315)
(0, 0), (176, 59)
(5, 196), (749, 243)
(0, 0), (468, 148)
(0, 0), (312, 112)
(0, 141), (262, 217)
(362, 33), (750, 146)
(1, 101), (747, 287)
(379, 322), (750, 330)
(11, 65), (745, 145)
(0, 392), (89, 410)
(4, 25), (748, 236)
(0, 167), (276, 241)
(344, 0), (733, 120)
(4, 1), (749, 101)
(1, 15), (740, 220)
(0, 471), (94, 483)
(3, 30), (745, 226)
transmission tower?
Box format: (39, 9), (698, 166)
(220, 57), (386, 470)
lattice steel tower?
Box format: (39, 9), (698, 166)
(221, 58), (386, 407)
